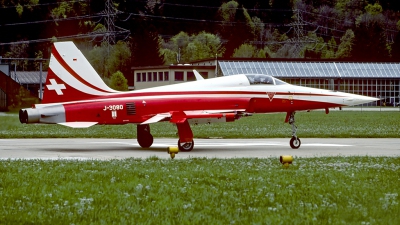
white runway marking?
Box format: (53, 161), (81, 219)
(91, 142), (284, 147)
(301, 144), (353, 147)
(90, 141), (351, 147)
(0, 157), (92, 161)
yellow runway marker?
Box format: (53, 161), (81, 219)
(167, 146), (179, 159)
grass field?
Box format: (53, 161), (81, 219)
(1, 111), (399, 224)
(1, 110), (399, 138)
(1, 157), (399, 224)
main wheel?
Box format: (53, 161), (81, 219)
(138, 134), (153, 148)
(178, 140), (194, 152)
(290, 137), (301, 149)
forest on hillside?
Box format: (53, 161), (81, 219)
(1, 0), (400, 78)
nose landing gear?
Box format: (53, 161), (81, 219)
(287, 112), (301, 149)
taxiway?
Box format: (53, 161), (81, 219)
(0, 138), (399, 160)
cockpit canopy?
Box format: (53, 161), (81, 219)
(245, 74), (287, 85)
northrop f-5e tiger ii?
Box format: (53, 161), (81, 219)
(19, 42), (378, 151)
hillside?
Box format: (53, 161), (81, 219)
(1, 0), (400, 76)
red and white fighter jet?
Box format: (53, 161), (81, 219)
(19, 42), (378, 150)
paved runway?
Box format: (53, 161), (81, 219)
(0, 138), (399, 160)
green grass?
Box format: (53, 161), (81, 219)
(1, 111), (399, 224)
(1, 111), (399, 138)
(0, 157), (399, 224)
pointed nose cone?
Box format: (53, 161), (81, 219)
(344, 94), (379, 106)
(355, 96), (380, 105)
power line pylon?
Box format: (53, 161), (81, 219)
(284, 9), (316, 58)
(104, 0), (116, 46)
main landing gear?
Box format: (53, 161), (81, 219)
(288, 112), (301, 149)
(175, 119), (194, 152)
(136, 120), (195, 151)
(137, 124), (153, 148)
(178, 139), (194, 152)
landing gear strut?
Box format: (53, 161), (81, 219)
(137, 124), (153, 148)
(137, 117), (195, 151)
(176, 119), (194, 152)
(288, 112), (301, 149)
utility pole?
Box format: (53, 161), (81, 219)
(176, 48), (181, 64)
(39, 61), (43, 99)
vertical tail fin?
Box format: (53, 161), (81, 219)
(42, 42), (118, 104)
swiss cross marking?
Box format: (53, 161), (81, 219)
(47, 79), (66, 95)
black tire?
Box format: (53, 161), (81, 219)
(138, 134), (153, 148)
(178, 140), (194, 152)
(137, 124), (153, 148)
(290, 137), (301, 149)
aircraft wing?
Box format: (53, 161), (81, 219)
(141, 113), (172, 124)
(184, 109), (246, 115)
(141, 109), (248, 125)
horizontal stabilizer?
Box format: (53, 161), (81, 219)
(58, 122), (98, 128)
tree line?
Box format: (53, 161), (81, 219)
(1, 0), (400, 80)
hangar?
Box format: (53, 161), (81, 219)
(1, 59), (399, 110)
(133, 59), (400, 106)
(131, 64), (216, 90)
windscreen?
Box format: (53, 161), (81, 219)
(246, 74), (274, 85)
(273, 77), (288, 85)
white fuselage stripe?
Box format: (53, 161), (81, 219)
(35, 92), (352, 108)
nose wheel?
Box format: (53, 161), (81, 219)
(288, 112), (301, 149)
(290, 136), (301, 149)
